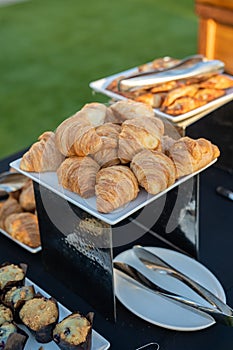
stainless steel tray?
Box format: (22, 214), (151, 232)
(89, 67), (233, 123)
(10, 158), (217, 225)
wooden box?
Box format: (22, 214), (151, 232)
(195, 0), (233, 74)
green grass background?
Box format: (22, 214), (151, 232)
(0, 0), (198, 159)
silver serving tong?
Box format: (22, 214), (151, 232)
(133, 245), (230, 313)
(118, 59), (224, 92)
(0, 171), (28, 198)
(114, 261), (233, 326)
(125, 54), (205, 79)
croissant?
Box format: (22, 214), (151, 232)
(95, 165), (139, 213)
(20, 131), (64, 172)
(166, 136), (220, 178)
(4, 212), (41, 248)
(0, 197), (22, 230)
(108, 99), (155, 123)
(57, 156), (100, 198)
(55, 111), (103, 157)
(130, 150), (176, 195)
(93, 123), (121, 168)
(118, 116), (164, 163)
(19, 180), (36, 212)
(81, 102), (115, 126)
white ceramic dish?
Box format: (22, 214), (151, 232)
(113, 247), (226, 331)
(89, 67), (233, 122)
(20, 278), (110, 349)
(10, 158), (216, 226)
(0, 227), (41, 253)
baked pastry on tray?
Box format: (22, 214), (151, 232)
(20, 131), (64, 172)
(57, 156), (100, 198)
(93, 123), (121, 168)
(165, 136), (220, 178)
(118, 116), (164, 163)
(53, 311), (94, 350)
(95, 165), (139, 213)
(130, 150), (176, 195)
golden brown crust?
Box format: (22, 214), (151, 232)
(93, 123), (121, 168)
(162, 85), (199, 108)
(55, 111), (103, 157)
(118, 116), (164, 163)
(20, 131), (64, 172)
(57, 156), (100, 198)
(95, 165), (139, 213)
(161, 96), (205, 115)
(4, 212), (41, 248)
(19, 180), (35, 212)
(130, 150), (176, 194)
(166, 136), (220, 178)
(0, 197), (22, 230)
(199, 74), (233, 89)
(194, 88), (225, 103)
(109, 99), (155, 123)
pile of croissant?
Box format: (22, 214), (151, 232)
(106, 57), (233, 115)
(0, 179), (40, 247)
(19, 100), (220, 213)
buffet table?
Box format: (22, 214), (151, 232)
(0, 147), (232, 349)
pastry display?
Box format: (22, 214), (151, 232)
(19, 295), (59, 343)
(93, 123), (121, 168)
(0, 177), (41, 249)
(18, 180), (35, 212)
(164, 136), (220, 178)
(0, 198), (22, 231)
(105, 58), (233, 115)
(130, 150), (176, 195)
(57, 156), (100, 198)
(20, 131), (64, 172)
(53, 311), (94, 350)
(95, 165), (139, 213)
(0, 261), (96, 349)
(108, 99), (155, 123)
(4, 213), (41, 248)
(118, 116), (164, 163)
(17, 100), (220, 213)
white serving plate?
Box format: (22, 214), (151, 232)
(0, 227), (41, 253)
(10, 158), (217, 226)
(89, 67), (233, 122)
(20, 278), (110, 349)
(114, 247), (226, 331)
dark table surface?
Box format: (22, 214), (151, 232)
(0, 150), (232, 350)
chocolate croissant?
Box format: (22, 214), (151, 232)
(93, 123), (121, 168)
(118, 116), (164, 163)
(108, 99), (155, 123)
(130, 150), (176, 195)
(4, 212), (41, 248)
(20, 131), (64, 172)
(57, 156), (100, 198)
(166, 136), (220, 178)
(95, 165), (139, 213)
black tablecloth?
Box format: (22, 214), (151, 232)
(0, 151), (232, 350)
